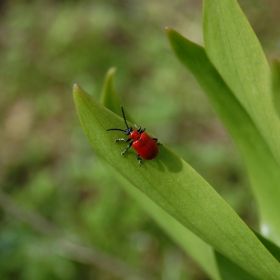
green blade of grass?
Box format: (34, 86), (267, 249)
(166, 28), (280, 245)
(203, 0), (280, 165)
(73, 84), (280, 280)
(100, 68), (220, 280)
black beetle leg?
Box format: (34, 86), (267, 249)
(135, 124), (141, 131)
(121, 141), (133, 156)
(137, 154), (142, 166)
(135, 124), (146, 134)
(153, 138), (162, 145)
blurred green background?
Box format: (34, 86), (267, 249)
(0, 0), (279, 279)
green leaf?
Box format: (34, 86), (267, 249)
(166, 28), (280, 245)
(272, 59), (280, 118)
(73, 84), (280, 280)
(99, 69), (220, 279)
(203, 0), (280, 165)
(111, 169), (220, 280)
(100, 67), (133, 121)
(100, 67), (123, 117)
(214, 231), (280, 280)
(254, 230), (280, 263)
(215, 250), (257, 280)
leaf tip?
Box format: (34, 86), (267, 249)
(73, 83), (89, 105)
(73, 83), (81, 92)
(107, 67), (117, 76)
(103, 67), (117, 86)
(165, 27), (173, 35)
(165, 28), (181, 44)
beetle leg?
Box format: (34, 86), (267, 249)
(153, 138), (162, 145)
(135, 125), (146, 134)
(135, 124), (141, 132)
(137, 154), (142, 166)
(137, 127), (146, 133)
(115, 138), (131, 143)
(121, 141), (133, 156)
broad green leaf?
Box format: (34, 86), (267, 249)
(254, 230), (280, 263)
(73, 84), (280, 280)
(166, 28), (280, 245)
(215, 250), (256, 280)
(216, 230), (280, 280)
(111, 169), (219, 280)
(214, 227), (280, 280)
(272, 59), (280, 118)
(100, 69), (220, 280)
(203, 0), (280, 165)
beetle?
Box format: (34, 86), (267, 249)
(107, 105), (160, 166)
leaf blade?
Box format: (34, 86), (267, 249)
(272, 58), (280, 119)
(99, 71), (220, 279)
(203, 0), (280, 165)
(73, 84), (280, 280)
(166, 28), (280, 245)
(113, 170), (220, 280)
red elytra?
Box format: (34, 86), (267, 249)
(107, 106), (160, 166)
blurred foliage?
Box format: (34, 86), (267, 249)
(0, 0), (279, 279)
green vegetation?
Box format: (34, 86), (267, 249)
(1, 1), (280, 279)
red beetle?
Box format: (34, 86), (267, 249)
(107, 106), (160, 166)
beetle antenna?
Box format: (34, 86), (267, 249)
(107, 128), (125, 132)
(121, 105), (129, 129)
